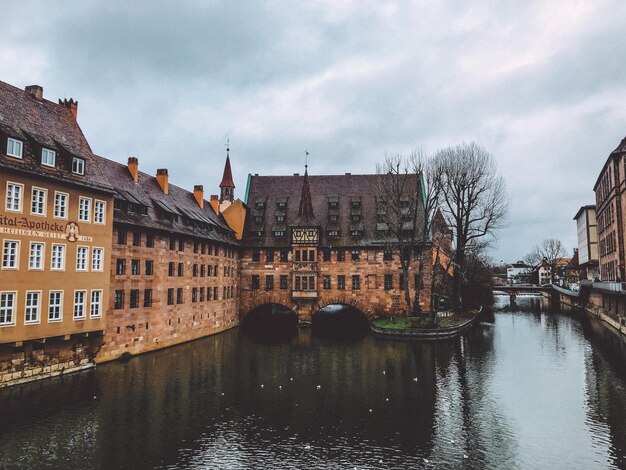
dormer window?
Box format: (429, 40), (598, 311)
(328, 214), (338, 222)
(327, 229), (339, 237)
(277, 201), (286, 209)
(7, 138), (23, 159)
(276, 215), (285, 222)
(253, 215), (263, 224)
(72, 157), (85, 175)
(41, 148), (56, 167)
(351, 214), (362, 222)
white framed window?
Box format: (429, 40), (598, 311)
(29, 242), (44, 270)
(76, 246), (88, 271)
(51, 244), (65, 271)
(6, 182), (23, 212)
(94, 200), (106, 224)
(2, 240), (19, 269)
(79, 197), (91, 222)
(91, 247), (104, 271)
(31, 187), (47, 215)
(41, 148), (56, 167)
(72, 157), (85, 175)
(7, 138), (23, 159)
(48, 291), (63, 322)
(54, 192), (68, 219)
(90, 290), (102, 318)
(25, 291), (41, 324)
(0, 292), (16, 325)
(73, 290), (86, 319)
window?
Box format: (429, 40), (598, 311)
(176, 288), (183, 304)
(322, 249), (331, 261)
(144, 289), (153, 308)
(193, 242), (199, 253)
(213, 286), (218, 300)
(352, 275), (360, 290)
(92, 247), (103, 271)
(208, 287), (213, 301)
(54, 192), (68, 219)
(6, 182), (22, 212)
(29, 242), (44, 270)
(132, 231), (141, 246)
(265, 275), (274, 290)
(399, 274), (405, 291)
(178, 239), (184, 252)
(79, 197), (91, 222)
(130, 289), (139, 308)
(94, 200), (106, 224)
(117, 229), (127, 245)
(192, 287), (198, 303)
(251, 275), (260, 290)
(167, 288), (174, 305)
(323, 275), (331, 289)
(199, 287), (205, 302)
(74, 290), (86, 319)
(2, 240), (19, 269)
(193, 264), (198, 277)
(76, 246), (89, 271)
(337, 275), (346, 290)
(200, 264), (205, 277)
(116, 258), (126, 275)
(48, 291), (63, 321)
(41, 148), (56, 167)
(7, 138), (23, 159)
(280, 275), (288, 289)
(328, 214), (338, 222)
(280, 249), (289, 262)
(131, 259), (140, 275)
(72, 157), (85, 175)
(0, 292), (16, 325)
(178, 262), (184, 277)
(169, 237), (176, 250)
(146, 234), (154, 248)
(31, 187), (46, 215)
(25, 291), (40, 323)
(276, 215), (285, 222)
(91, 290), (102, 317)
(351, 250), (360, 261)
(327, 230), (339, 237)
(266, 249), (275, 262)
(384, 274), (393, 290)
(337, 250), (345, 262)
(295, 276), (300, 290)
(145, 259), (154, 275)
(384, 250), (393, 261)
(168, 262), (175, 276)
(114, 290), (124, 309)
(252, 250), (260, 262)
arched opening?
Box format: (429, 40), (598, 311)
(243, 303), (298, 341)
(312, 304), (369, 340)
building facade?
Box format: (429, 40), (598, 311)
(574, 205), (598, 280)
(0, 82), (114, 387)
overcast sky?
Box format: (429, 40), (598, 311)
(2, 1), (626, 262)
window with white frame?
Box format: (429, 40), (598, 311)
(0, 292), (16, 325)
(6, 182), (22, 212)
(73, 290), (86, 319)
(7, 138), (23, 159)
(25, 291), (40, 323)
(76, 246), (88, 271)
(48, 291), (62, 321)
(51, 244), (65, 270)
(54, 192), (68, 219)
(2, 240), (19, 269)
(31, 187), (46, 215)
(41, 148), (56, 167)
(91, 247), (103, 271)
(94, 200), (106, 224)
(90, 290), (102, 318)
(72, 157), (85, 175)
(79, 197), (91, 222)
(29, 242), (44, 270)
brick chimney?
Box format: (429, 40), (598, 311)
(194, 185), (204, 208)
(210, 195), (219, 215)
(127, 157), (139, 183)
(59, 98), (78, 119)
(156, 169), (169, 195)
(25, 85), (43, 100)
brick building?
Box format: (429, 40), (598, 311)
(239, 167), (433, 322)
(0, 82), (115, 387)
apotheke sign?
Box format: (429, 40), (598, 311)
(0, 215), (93, 243)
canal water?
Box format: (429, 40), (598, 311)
(1, 296), (626, 469)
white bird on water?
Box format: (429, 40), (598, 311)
(290, 377), (294, 381)
(369, 409), (373, 413)
(316, 385), (321, 390)
(413, 377), (418, 382)
(279, 385), (282, 391)
(261, 384), (264, 389)
(385, 398), (390, 402)
(382, 370), (386, 375)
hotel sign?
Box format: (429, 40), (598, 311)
(0, 215), (92, 243)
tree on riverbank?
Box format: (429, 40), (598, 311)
(524, 238), (567, 284)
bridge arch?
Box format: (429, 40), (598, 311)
(242, 303), (299, 337)
(311, 302), (370, 339)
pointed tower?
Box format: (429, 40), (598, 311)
(295, 165), (317, 226)
(219, 145), (235, 203)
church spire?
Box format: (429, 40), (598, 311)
(219, 141), (235, 202)
(296, 160), (317, 225)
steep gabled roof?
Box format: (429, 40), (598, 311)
(220, 155), (235, 188)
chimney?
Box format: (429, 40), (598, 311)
(194, 185), (204, 209)
(25, 85), (43, 100)
(59, 98), (78, 119)
(156, 169), (169, 195)
(127, 157), (139, 183)
(210, 195), (219, 215)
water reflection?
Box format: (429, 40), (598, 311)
(1, 296), (626, 469)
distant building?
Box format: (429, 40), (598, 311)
(573, 205), (598, 280)
(506, 261), (532, 284)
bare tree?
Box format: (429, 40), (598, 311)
(435, 142), (509, 312)
(525, 238), (566, 284)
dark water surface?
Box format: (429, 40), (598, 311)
(2, 296), (626, 469)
